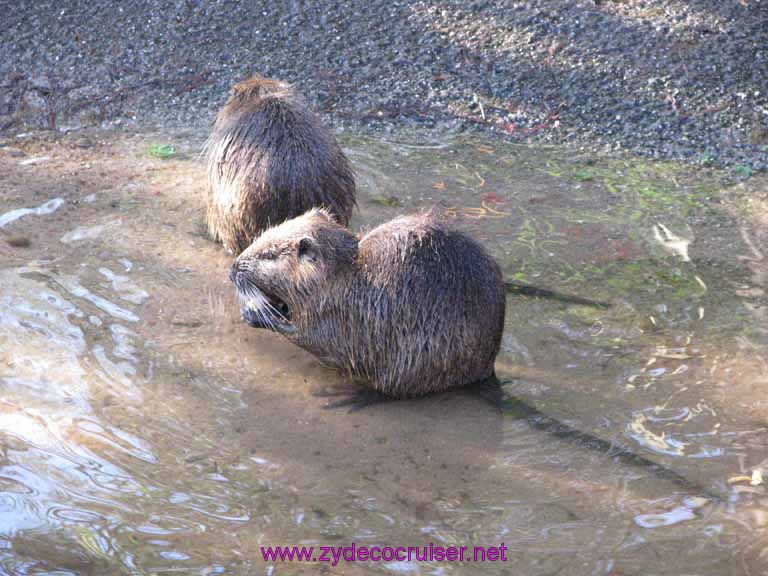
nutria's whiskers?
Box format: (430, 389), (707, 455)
(237, 278), (292, 332)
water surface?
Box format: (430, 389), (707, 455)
(0, 128), (766, 574)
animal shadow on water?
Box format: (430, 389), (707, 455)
(313, 374), (507, 411)
(312, 381), (392, 411)
(321, 374), (721, 500)
(504, 281), (611, 309)
(496, 377), (723, 500)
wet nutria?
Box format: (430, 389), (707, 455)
(230, 209), (506, 398)
(205, 75), (356, 254)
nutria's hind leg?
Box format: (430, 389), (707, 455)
(313, 383), (391, 412)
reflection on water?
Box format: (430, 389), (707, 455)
(627, 407), (724, 458)
(0, 197), (64, 228)
(0, 130), (767, 574)
(0, 267), (152, 568)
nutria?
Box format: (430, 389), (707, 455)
(205, 75), (356, 254)
(230, 209), (505, 398)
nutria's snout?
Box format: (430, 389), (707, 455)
(241, 306), (261, 328)
(230, 257), (295, 334)
(229, 258), (248, 289)
(239, 290), (294, 334)
(237, 289), (295, 334)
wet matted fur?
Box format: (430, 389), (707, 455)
(230, 209), (506, 398)
(205, 76), (356, 254)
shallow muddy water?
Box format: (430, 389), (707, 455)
(0, 128), (767, 575)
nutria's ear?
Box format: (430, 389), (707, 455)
(307, 207), (335, 224)
(298, 237), (318, 262)
(233, 78), (259, 98)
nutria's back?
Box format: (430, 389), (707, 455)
(231, 210), (505, 398)
(351, 214), (505, 396)
(205, 76), (356, 254)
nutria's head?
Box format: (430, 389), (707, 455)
(230, 208), (358, 335)
(223, 75), (297, 115)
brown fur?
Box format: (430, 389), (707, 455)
(230, 209), (506, 398)
(205, 76), (356, 254)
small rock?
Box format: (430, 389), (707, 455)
(2, 147), (26, 158)
(5, 235), (31, 248)
(72, 137), (94, 149)
(19, 156), (51, 166)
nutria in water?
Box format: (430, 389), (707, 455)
(205, 76), (356, 254)
(230, 209), (505, 398)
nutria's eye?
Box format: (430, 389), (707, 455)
(298, 237), (317, 263)
(261, 250), (277, 260)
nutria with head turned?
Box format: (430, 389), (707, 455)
(229, 209), (505, 398)
(205, 76), (356, 254)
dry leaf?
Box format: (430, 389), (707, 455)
(728, 475), (753, 485)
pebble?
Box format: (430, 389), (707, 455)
(2, 147), (26, 157)
(19, 156), (51, 165)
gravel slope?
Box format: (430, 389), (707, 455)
(1, 0), (767, 169)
